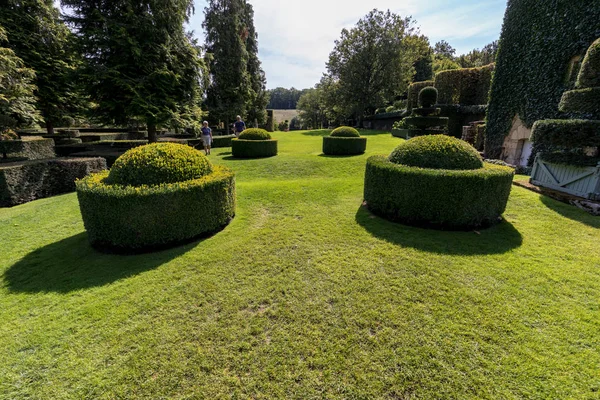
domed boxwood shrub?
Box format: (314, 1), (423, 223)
(76, 143), (235, 251)
(232, 128), (277, 158)
(323, 126), (367, 155)
(418, 86), (438, 108)
(388, 135), (483, 170)
(364, 136), (514, 229)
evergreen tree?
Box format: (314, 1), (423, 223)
(203, 0), (267, 126)
(410, 35), (433, 82)
(0, 0), (85, 134)
(0, 25), (42, 131)
(63, 0), (204, 142)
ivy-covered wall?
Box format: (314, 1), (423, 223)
(485, 0), (600, 158)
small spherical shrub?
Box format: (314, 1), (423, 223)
(389, 135), (483, 170)
(107, 143), (212, 186)
(363, 155), (514, 229)
(76, 144), (235, 251)
(418, 86), (438, 108)
(330, 126), (360, 137)
(239, 128), (272, 140)
(323, 136), (367, 155)
(232, 128), (277, 158)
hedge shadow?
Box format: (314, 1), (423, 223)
(4, 232), (195, 293)
(540, 195), (600, 228)
(355, 205), (522, 255)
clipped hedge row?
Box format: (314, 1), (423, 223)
(0, 157), (106, 207)
(322, 136), (367, 155)
(231, 139), (278, 158)
(364, 155), (514, 229)
(435, 64), (494, 106)
(0, 138), (55, 160)
(76, 165), (235, 250)
(486, 0), (600, 158)
(407, 80), (434, 110)
(530, 119), (600, 148)
(559, 87), (600, 117)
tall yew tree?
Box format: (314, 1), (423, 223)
(62, 0), (204, 142)
(0, 0), (85, 134)
(203, 0), (267, 125)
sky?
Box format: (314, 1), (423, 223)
(187, 0), (508, 90)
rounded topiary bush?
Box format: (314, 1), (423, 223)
(363, 136), (513, 229)
(418, 86), (438, 108)
(330, 126), (360, 137)
(107, 142), (213, 186)
(76, 143), (235, 251)
(323, 127), (366, 155)
(389, 135), (483, 170)
(232, 128), (277, 158)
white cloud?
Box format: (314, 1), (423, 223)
(193, 0), (507, 89)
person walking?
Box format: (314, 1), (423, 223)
(234, 115), (246, 137)
(200, 121), (212, 155)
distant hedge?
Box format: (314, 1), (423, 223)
(76, 166), (235, 251)
(407, 80), (434, 110)
(231, 139), (278, 158)
(0, 138), (55, 160)
(364, 155), (514, 229)
(322, 136), (367, 155)
(486, 0), (600, 158)
(0, 158), (106, 207)
(435, 64), (494, 106)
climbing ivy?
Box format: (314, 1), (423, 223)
(485, 0), (600, 158)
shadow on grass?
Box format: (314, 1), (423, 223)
(540, 195), (600, 228)
(355, 205), (523, 255)
(300, 129), (392, 137)
(318, 153), (364, 158)
(216, 151), (232, 156)
(4, 232), (195, 293)
(300, 129), (331, 137)
(221, 155), (277, 161)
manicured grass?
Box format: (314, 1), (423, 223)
(1, 130), (599, 399)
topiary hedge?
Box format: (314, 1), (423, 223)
(486, 0), (600, 158)
(435, 64), (494, 106)
(330, 126), (360, 137)
(388, 135), (483, 170)
(232, 128), (277, 158)
(530, 119), (600, 148)
(407, 80), (434, 110)
(0, 138), (55, 160)
(76, 143), (235, 251)
(323, 136), (367, 155)
(364, 156), (514, 229)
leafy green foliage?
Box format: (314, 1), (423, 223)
(63, 0), (204, 141)
(486, 0), (600, 158)
(0, 26), (42, 130)
(76, 166), (235, 250)
(364, 155), (514, 228)
(576, 38), (600, 88)
(239, 128), (272, 140)
(266, 87), (309, 109)
(297, 88), (327, 130)
(389, 135), (483, 170)
(231, 138), (277, 158)
(330, 126), (360, 138)
(418, 87), (438, 108)
(456, 41), (498, 68)
(407, 80), (434, 110)
(559, 88), (600, 116)
(107, 143), (213, 187)
(0, 138), (55, 160)
(531, 119), (600, 148)
(1, 157), (106, 207)
(435, 64), (494, 105)
(322, 136), (367, 155)
(0, 0), (86, 134)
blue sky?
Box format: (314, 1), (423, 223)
(188, 0), (508, 90)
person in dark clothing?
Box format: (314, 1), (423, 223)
(234, 115), (246, 137)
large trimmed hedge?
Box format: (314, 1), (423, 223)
(486, 0), (600, 158)
(364, 155), (514, 229)
(76, 166), (235, 251)
(435, 64), (494, 106)
(407, 80), (434, 110)
(1, 157), (106, 207)
(322, 136), (367, 155)
(0, 138), (55, 160)
(530, 119), (600, 148)
(231, 139), (278, 158)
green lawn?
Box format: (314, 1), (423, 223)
(1, 130), (599, 399)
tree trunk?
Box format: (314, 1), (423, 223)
(46, 120), (54, 135)
(148, 124), (157, 143)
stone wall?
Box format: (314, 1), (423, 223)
(500, 115), (532, 166)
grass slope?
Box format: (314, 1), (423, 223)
(1, 130), (599, 399)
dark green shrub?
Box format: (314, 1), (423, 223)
(407, 80), (434, 110)
(189, 134), (236, 149)
(322, 136), (367, 155)
(76, 166), (235, 250)
(266, 110), (275, 132)
(231, 139), (278, 158)
(485, 1), (600, 158)
(0, 138), (55, 160)
(435, 64), (494, 106)
(239, 128), (272, 140)
(389, 135), (483, 170)
(559, 87), (600, 116)
(576, 38), (600, 88)
(107, 143), (212, 187)
(403, 116), (449, 130)
(330, 126), (360, 137)
(364, 155), (514, 229)
(418, 87), (438, 108)
(1, 157), (106, 207)
(530, 119), (600, 148)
